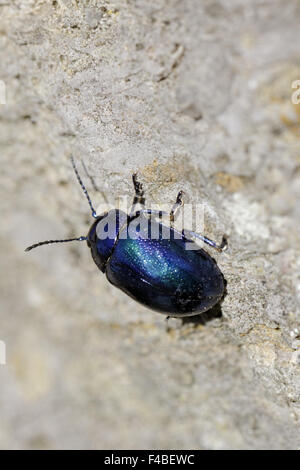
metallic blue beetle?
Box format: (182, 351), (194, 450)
(26, 158), (228, 317)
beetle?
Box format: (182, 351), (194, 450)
(25, 157), (228, 317)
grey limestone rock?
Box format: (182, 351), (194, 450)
(0, 0), (299, 449)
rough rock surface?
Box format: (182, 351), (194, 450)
(1, 0), (300, 449)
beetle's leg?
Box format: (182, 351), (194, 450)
(134, 209), (168, 218)
(165, 316), (171, 332)
(130, 173), (145, 216)
(165, 315), (183, 331)
(183, 229), (228, 253)
(131, 189), (184, 223)
(170, 191), (184, 227)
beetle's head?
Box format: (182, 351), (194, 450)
(87, 209), (129, 272)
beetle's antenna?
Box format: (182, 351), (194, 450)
(25, 236), (87, 252)
(71, 156), (97, 218)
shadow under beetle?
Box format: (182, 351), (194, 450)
(26, 158), (228, 317)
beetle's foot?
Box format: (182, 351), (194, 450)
(165, 315), (182, 333)
(132, 173), (144, 197)
(170, 190), (185, 224)
(132, 173), (145, 209)
(218, 235), (228, 252)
